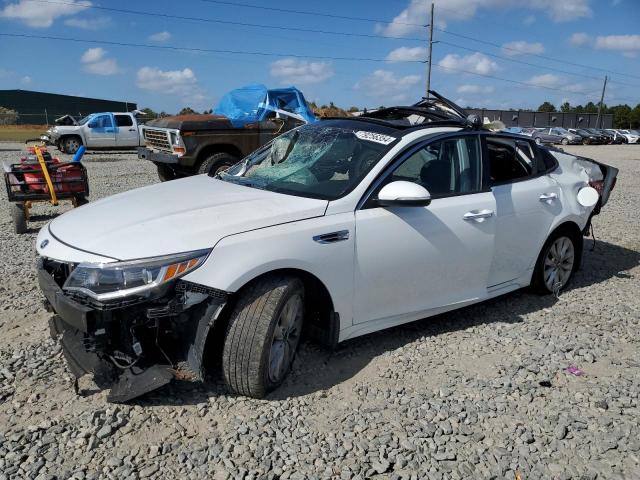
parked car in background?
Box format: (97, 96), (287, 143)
(603, 129), (626, 144)
(568, 128), (603, 145)
(138, 85), (316, 181)
(532, 127), (582, 145)
(44, 112), (145, 154)
(36, 91), (618, 402)
(585, 128), (613, 144)
(617, 129), (640, 144)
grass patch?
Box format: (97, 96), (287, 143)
(0, 125), (47, 142)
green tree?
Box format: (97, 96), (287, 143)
(630, 104), (640, 129)
(177, 107), (198, 115)
(607, 104), (632, 129)
(584, 102), (598, 113)
(560, 102), (571, 113)
(537, 101), (556, 112)
(348, 106), (359, 113)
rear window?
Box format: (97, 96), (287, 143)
(115, 115), (133, 127)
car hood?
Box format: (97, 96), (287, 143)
(48, 176), (328, 261)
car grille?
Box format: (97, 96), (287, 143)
(144, 128), (172, 153)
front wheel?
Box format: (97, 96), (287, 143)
(63, 136), (82, 155)
(531, 230), (580, 295)
(561, 138), (569, 145)
(535, 137), (542, 145)
(156, 164), (178, 182)
(222, 275), (304, 398)
(198, 152), (238, 176)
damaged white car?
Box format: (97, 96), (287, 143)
(36, 92), (618, 402)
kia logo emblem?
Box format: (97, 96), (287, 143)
(40, 239), (49, 249)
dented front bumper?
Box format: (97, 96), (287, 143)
(38, 258), (226, 402)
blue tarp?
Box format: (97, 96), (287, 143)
(213, 84), (316, 127)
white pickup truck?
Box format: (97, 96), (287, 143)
(43, 112), (145, 154)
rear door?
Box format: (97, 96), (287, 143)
(114, 114), (139, 147)
(84, 113), (116, 147)
(484, 135), (561, 288)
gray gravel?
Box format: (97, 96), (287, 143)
(1, 142), (639, 479)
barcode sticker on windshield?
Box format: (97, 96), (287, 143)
(355, 131), (396, 145)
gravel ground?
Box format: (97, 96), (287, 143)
(0, 142), (639, 480)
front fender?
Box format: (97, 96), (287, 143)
(182, 213), (356, 328)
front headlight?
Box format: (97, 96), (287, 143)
(63, 249), (210, 301)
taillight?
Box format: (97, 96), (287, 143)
(589, 180), (604, 195)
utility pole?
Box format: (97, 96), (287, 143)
(596, 75), (607, 128)
(426, 2), (434, 99)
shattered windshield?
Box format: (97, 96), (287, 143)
(77, 115), (91, 126)
(218, 124), (396, 200)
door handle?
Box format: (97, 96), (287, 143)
(128, 128), (136, 132)
(463, 209), (494, 221)
(313, 230), (349, 244)
(539, 192), (558, 202)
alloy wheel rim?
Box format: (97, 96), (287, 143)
(268, 294), (303, 383)
(543, 236), (575, 292)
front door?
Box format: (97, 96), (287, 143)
(354, 134), (496, 325)
(85, 113), (116, 147)
(484, 136), (562, 287)
(114, 114), (138, 147)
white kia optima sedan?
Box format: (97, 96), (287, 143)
(35, 93), (618, 401)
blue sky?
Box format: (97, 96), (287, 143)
(0, 0), (639, 113)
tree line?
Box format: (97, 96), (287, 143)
(537, 101), (640, 129)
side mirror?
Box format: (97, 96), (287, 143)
(88, 121), (97, 128)
(376, 181), (431, 207)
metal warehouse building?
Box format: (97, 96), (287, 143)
(466, 108), (613, 129)
(0, 89), (137, 125)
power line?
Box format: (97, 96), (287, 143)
(434, 27), (640, 81)
(24, 0), (424, 42)
(198, 0), (426, 27)
(439, 40), (640, 89)
(0, 32), (425, 63)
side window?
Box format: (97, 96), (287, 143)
(486, 137), (534, 185)
(389, 136), (482, 197)
(94, 114), (113, 128)
(115, 114), (133, 127)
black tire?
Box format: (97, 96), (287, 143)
(561, 138), (569, 145)
(222, 275), (304, 398)
(583, 138), (591, 145)
(534, 137), (542, 145)
(530, 227), (581, 295)
(11, 203), (28, 234)
(73, 195), (89, 207)
(63, 136), (82, 154)
(156, 163), (178, 182)
(197, 152), (238, 176)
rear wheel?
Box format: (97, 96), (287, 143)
(63, 136), (82, 155)
(198, 152), (238, 176)
(72, 195), (89, 207)
(11, 203), (28, 234)
(583, 138), (591, 145)
(222, 275), (304, 398)
(531, 229), (580, 295)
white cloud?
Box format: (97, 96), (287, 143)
(81, 47), (105, 63)
(595, 35), (640, 52)
(523, 15), (536, 25)
(0, 0), (91, 28)
(456, 84), (494, 94)
(354, 70), (421, 103)
(20, 75), (32, 85)
(438, 52), (498, 76)
(64, 16), (110, 29)
(136, 67), (197, 96)
(385, 46), (427, 63)
(527, 74), (562, 88)
(269, 58), (334, 85)
(81, 48), (120, 75)
(148, 31), (172, 42)
(501, 41), (544, 56)
(381, 0), (591, 37)
(569, 32), (591, 47)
